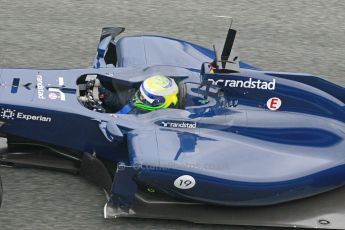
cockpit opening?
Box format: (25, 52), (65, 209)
(77, 74), (137, 113)
(76, 74), (186, 114)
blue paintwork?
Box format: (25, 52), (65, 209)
(115, 35), (258, 71)
(135, 164), (345, 206)
(1, 28), (345, 208)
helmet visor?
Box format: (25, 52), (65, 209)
(134, 91), (166, 107)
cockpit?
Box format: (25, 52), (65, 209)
(76, 74), (137, 113)
(76, 73), (189, 114)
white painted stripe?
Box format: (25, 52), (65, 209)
(213, 15), (232, 19)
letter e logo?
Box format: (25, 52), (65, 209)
(267, 97), (282, 111)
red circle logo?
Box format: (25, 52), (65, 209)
(267, 97), (282, 111)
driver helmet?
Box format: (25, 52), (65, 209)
(132, 75), (178, 111)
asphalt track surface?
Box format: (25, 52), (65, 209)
(0, 0), (345, 229)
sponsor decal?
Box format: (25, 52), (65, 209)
(36, 75), (66, 101)
(37, 75), (45, 99)
(23, 82), (32, 90)
(0, 108), (51, 122)
(267, 97), (282, 111)
(0, 108), (16, 120)
(48, 88), (65, 101)
(48, 92), (58, 100)
(174, 175), (196, 190)
(208, 77), (276, 90)
(160, 121), (197, 129)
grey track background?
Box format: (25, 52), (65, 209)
(0, 0), (344, 229)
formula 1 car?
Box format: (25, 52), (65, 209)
(0, 25), (345, 229)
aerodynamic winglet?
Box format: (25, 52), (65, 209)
(93, 27), (125, 68)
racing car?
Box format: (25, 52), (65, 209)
(0, 25), (345, 229)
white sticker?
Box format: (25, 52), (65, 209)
(37, 75), (45, 99)
(208, 78), (276, 90)
(58, 77), (64, 86)
(174, 175), (196, 189)
(0, 108), (16, 120)
(0, 108), (51, 122)
(48, 88), (66, 101)
(267, 97), (282, 111)
(48, 92), (58, 100)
